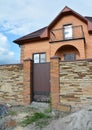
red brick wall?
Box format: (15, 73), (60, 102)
(19, 14), (92, 63)
(23, 59), (33, 105)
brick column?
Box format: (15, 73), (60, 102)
(50, 57), (71, 112)
(23, 58), (33, 105)
(50, 56), (60, 109)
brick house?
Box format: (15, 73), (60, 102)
(14, 6), (92, 62)
(13, 6), (92, 110)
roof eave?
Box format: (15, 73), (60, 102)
(13, 36), (49, 45)
(87, 21), (92, 34)
(13, 36), (40, 45)
(13, 26), (49, 45)
(88, 31), (92, 34)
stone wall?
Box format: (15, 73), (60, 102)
(59, 60), (92, 110)
(0, 64), (24, 105)
(1, 58), (92, 110)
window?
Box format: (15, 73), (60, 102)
(63, 24), (73, 40)
(64, 54), (76, 61)
(33, 53), (46, 63)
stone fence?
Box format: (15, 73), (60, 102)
(50, 57), (92, 111)
(0, 58), (92, 111)
(59, 60), (92, 111)
(0, 64), (24, 105)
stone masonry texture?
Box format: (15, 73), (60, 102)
(59, 60), (92, 110)
(0, 64), (24, 105)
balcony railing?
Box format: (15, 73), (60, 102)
(50, 25), (85, 42)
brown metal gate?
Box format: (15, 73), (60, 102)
(33, 62), (50, 102)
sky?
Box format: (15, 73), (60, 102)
(0, 0), (92, 64)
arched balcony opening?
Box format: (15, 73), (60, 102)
(55, 45), (80, 61)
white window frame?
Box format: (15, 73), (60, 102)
(33, 53), (46, 63)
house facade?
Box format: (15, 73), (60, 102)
(14, 6), (92, 63)
(13, 6), (92, 111)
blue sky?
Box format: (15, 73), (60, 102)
(0, 0), (92, 64)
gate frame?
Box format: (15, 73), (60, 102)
(23, 57), (71, 112)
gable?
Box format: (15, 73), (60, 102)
(48, 6), (92, 34)
(50, 14), (87, 31)
(13, 6), (92, 45)
(48, 6), (87, 29)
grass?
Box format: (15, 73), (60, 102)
(7, 110), (17, 116)
(20, 112), (52, 128)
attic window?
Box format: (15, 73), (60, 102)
(63, 24), (73, 40)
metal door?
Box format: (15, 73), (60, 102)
(33, 63), (50, 102)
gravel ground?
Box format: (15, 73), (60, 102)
(0, 102), (71, 130)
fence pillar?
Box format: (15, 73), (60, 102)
(50, 57), (71, 112)
(23, 58), (33, 105)
(50, 56), (60, 109)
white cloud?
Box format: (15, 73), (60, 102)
(7, 21), (33, 36)
(0, 20), (33, 36)
(0, 33), (15, 64)
(0, 0), (51, 36)
(0, 0), (92, 36)
(0, 0), (92, 64)
(0, 0), (63, 36)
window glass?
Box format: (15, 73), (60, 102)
(34, 54), (39, 63)
(40, 53), (46, 63)
(63, 25), (73, 39)
(33, 53), (46, 63)
(64, 54), (76, 61)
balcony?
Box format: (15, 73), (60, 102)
(50, 25), (85, 43)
